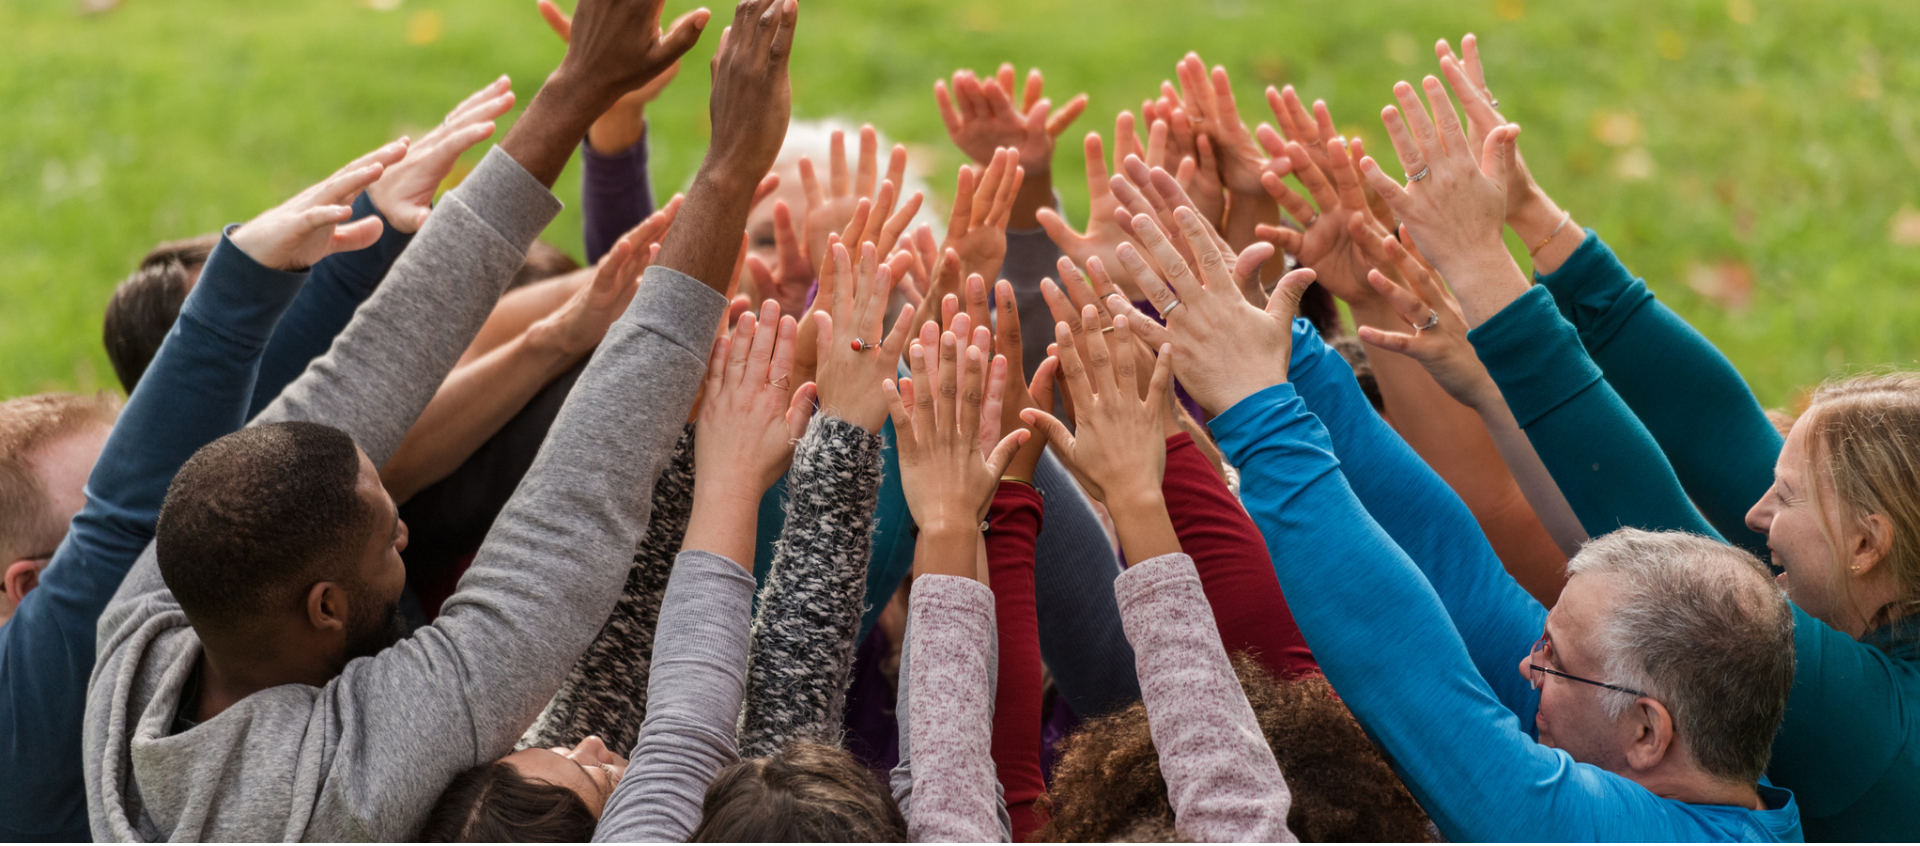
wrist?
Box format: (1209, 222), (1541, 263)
(587, 109), (645, 156)
(1506, 187), (1563, 242)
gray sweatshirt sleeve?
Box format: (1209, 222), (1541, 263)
(520, 425), (697, 754)
(594, 550), (759, 843)
(900, 576), (1004, 843)
(102, 146), (567, 615)
(1114, 553), (1296, 843)
(736, 415), (883, 758)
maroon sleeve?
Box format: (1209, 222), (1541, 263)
(984, 481), (1047, 840)
(1163, 433), (1320, 680)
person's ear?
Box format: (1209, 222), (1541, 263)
(1622, 696), (1675, 773)
(304, 581), (351, 634)
(1849, 513), (1894, 577)
(4, 559), (43, 605)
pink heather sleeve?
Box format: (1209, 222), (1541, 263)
(904, 575), (1003, 843)
(1114, 553), (1298, 843)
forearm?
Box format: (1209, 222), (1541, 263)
(1008, 169), (1053, 231)
(1348, 298), (1572, 607)
(501, 71), (615, 189)
(250, 193), (412, 417)
(381, 329), (577, 504)
(458, 269), (591, 368)
(1535, 230), (1778, 555)
(1029, 451), (1141, 716)
(1114, 553), (1296, 844)
(595, 549), (757, 844)
(653, 165), (759, 294)
(1162, 434), (1316, 680)
(519, 426), (696, 754)
(903, 575), (1004, 843)
(1285, 319), (1545, 714)
(1468, 287), (1722, 543)
(1468, 389), (1589, 562)
(581, 127), (656, 264)
(738, 416), (883, 758)
(984, 483), (1046, 839)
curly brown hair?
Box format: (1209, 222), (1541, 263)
(1037, 656), (1433, 843)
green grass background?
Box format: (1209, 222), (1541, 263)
(5, 0), (1918, 407)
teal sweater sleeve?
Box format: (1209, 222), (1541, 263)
(1210, 383), (1803, 842)
(1470, 286), (1722, 541)
(1285, 319), (1543, 718)
(1765, 608), (1919, 841)
(1537, 231), (1778, 555)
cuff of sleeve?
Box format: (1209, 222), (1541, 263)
(674, 549), (759, 592)
(800, 414), (886, 468)
(1532, 229), (1653, 352)
(910, 574), (997, 619)
(626, 266), (732, 357)
(184, 228), (310, 346)
(1113, 552), (1201, 610)
(1531, 228), (1606, 300)
(1467, 285), (1605, 429)
(351, 191), (414, 261)
(1208, 382), (1302, 458)
(447, 145), (566, 251)
(579, 128), (647, 168)
(988, 481), (1044, 523)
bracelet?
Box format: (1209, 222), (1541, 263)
(1528, 211), (1572, 255)
(999, 476), (1035, 489)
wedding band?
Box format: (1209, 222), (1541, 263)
(1415, 310), (1440, 332)
(1161, 299), (1184, 316)
(1407, 165), (1431, 183)
(1100, 325), (1117, 334)
(1303, 213), (1320, 228)
(769, 375), (791, 390)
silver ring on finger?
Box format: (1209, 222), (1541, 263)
(1161, 298), (1184, 317)
(1406, 165), (1432, 183)
(1490, 97), (1501, 109)
(851, 338), (875, 352)
(1415, 310), (1440, 332)
(1303, 212), (1321, 228)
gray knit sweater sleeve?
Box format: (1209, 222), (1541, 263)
(736, 415), (884, 758)
(519, 424), (697, 754)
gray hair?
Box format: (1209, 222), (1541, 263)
(1566, 528), (1794, 782)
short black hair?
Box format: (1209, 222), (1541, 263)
(104, 234), (219, 392)
(157, 421), (375, 631)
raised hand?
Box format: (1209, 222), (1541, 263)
(1036, 127), (1149, 301)
(1106, 156), (1269, 306)
(1103, 206), (1317, 415)
(695, 302), (817, 494)
(228, 140), (409, 271)
(939, 147), (1024, 287)
(537, 0), (692, 155)
(1350, 226), (1500, 410)
(1356, 70), (1526, 325)
(1249, 94), (1376, 305)
(524, 200), (680, 357)
(979, 276), (1056, 480)
(1171, 54), (1268, 198)
(1435, 35), (1580, 267)
(365, 78), (515, 234)
(1143, 99), (1225, 228)
(810, 240), (916, 432)
(798, 126), (918, 272)
(936, 64), (1087, 176)
(886, 318), (1028, 543)
(1021, 306), (1172, 504)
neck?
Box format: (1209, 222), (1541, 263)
(1635, 769), (1765, 811)
(194, 626), (340, 722)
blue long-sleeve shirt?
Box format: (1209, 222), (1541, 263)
(1211, 322), (1801, 841)
(1536, 231), (1778, 556)
(1476, 246), (1920, 842)
(0, 233), (307, 841)
(247, 193), (413, 419)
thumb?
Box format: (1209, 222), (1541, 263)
(1020, 408), (1073, 452)
(1265, 268), (1318, 322)
(657, 8), (710, 61)
(1480, 123), (1517, 184)
(1025, 99), (1051, 136)
(1105, 294), (1172, 348)
(1035, 207), (1077, 248)
(986, 429), (1031, 478)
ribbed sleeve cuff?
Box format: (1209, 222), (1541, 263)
(186, 229), (310, 346)
(627, 266), (731, 357)
(1467, 285), (1605, 430)
(1113, 552), (1201, 611)
(449, 145), (566, 250)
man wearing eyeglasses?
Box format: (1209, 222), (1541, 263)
(1206, 317), (1801, 842)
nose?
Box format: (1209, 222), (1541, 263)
(1744, 493), (1772, 536)
(569, 735), (630, 769)
(395, 519), (411, 553)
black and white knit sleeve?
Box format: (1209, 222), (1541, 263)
(518, 424), (697, 754)
(736, 414), (885, 758)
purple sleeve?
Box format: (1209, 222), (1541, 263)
(580, 129), (657, 264)
(1114, 553), (1298, 843)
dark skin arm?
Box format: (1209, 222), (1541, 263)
(500, 0), (708, 188)
(652, 0), (799, 293)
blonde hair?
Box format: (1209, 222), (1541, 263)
(1799, 372), (1920, 634)
(0, 392), (121, 561)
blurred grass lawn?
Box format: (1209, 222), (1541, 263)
(5, 0), (1919, 407)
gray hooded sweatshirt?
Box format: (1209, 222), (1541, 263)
(82, 146), (729, 841)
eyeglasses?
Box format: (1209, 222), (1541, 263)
(1527, 633), (1648, 698)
